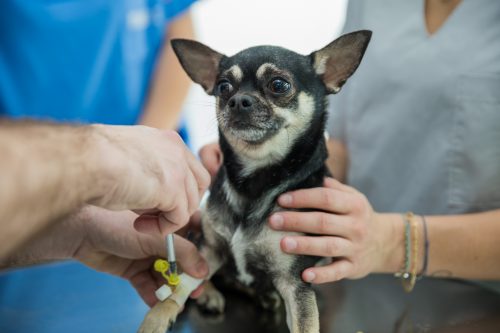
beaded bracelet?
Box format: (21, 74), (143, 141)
(395, 212), (419, 293)
(394, 213), (412, 280)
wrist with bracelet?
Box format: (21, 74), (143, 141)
(394, 212), (429, 292)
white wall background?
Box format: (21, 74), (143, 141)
(183, 0), (348, 152)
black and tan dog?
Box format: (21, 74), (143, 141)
(139, 30), (371, 333)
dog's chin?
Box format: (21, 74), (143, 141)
(220, 117), (283, 150)
(226, 126), (270, 145)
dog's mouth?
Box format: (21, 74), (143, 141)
(227, 124), (269, 144)
(222, 118), (281, 145)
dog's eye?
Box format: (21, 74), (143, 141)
(268, 78), (291, 94)
(217, 80), (233, 96)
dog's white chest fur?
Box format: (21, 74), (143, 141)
(230, 227), (255, 285)
(230, 225), (298, 286)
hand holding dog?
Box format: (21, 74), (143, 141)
(269, 177), (398, 284)
(197, 143), (398, 284)
(198, 142), (223, 179)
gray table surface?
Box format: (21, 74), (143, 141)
(170, 275), (500, 333)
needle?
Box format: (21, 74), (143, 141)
(166, 234), (178, 282)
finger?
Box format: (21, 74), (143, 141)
(160, 212), (185, 236)
(158, 189), (191, 235)
(173, 235), (209, 279)
(188, 210), (202, 231)
(280, 236), (351, 257)
(131, 228), (209, 279)
(324, 177), (356, 193)
(278, 187), (353, 214)
(133, 209), (160, 216)
(302, 259), (354, 284)
(134, 212), (188, 236)
(176, 210), (201, 237)
(122, 258), (159, 307)
(190, 284), (205, 299)
(185, 146), (211, 197)
(128, 269), (159, 307)
(134, 215), (161, 235)
(198, 142), (222, 179)
(185, 167), (200, 216)
(269, 211), (351, 238)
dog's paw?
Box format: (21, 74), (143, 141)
(258, 291), (282, 311)
(196, 286), (225, 314)
(138, 299), (179, 333)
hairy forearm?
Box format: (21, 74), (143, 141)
(0, 121), (106, 259)
(141, 12), (195, 129)
(377, 209), (500, 280)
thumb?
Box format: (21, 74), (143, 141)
(133, 213), (182, 237)
(144, 233), (208, 280)
(134, 217), (209, 279)
(172, 235), (209, 279)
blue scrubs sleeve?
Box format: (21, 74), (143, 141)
(0, 1), (198, 332)
(164, 0), (197, 20)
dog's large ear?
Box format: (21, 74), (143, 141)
(171, 39), (225, 94)
(310, 30), (372, 94)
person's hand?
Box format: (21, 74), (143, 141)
(269, 177), (398, 284)
(0, 206), (209, 305)
(90, 125), (210, 236)
(72, 207), (209, 306)
(198, 142), (222, 179)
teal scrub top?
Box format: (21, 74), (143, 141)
(0, 1), (195, 332)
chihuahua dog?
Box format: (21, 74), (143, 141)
(138, 30), (371, 333)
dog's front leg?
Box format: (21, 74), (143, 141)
(138, 245), (224, 333)
(195, 280), (226, 314)
(275, 279), (319, 333)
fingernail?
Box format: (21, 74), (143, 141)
(303, 270), (316, 282)
(196, 259), (208, 277)
(270, 214), (284, 229)
(283, 237), (297, 251)
(279, 194), (292, 206)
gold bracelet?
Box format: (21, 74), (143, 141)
(395, 212), (419, 292)
(394, 214), (411, 280)
(411, 212), (419, 290)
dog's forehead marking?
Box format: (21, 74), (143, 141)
(224, 65), (243, 83)
(256, 63), (280, 80)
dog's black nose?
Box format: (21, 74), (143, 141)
(228, 94), (253, 112)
